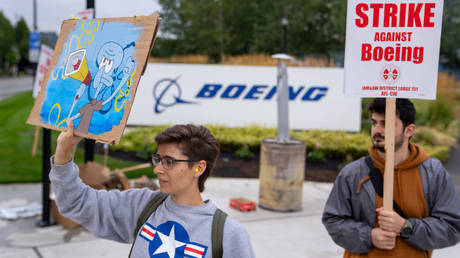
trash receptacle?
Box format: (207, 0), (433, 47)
(258, 138), (306, 212)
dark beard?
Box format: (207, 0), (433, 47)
(372, 134), (404, 152)
(372, 133), (385, 152)
(374, 144), (385, 152)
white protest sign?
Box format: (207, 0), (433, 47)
(344, 0), (444, 99)
(32, 45), (54, 98)
(76, 8), (94, 20)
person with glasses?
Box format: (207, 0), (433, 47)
(50, 121), (255, 258)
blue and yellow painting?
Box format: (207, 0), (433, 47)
(40, 19), (143, 135)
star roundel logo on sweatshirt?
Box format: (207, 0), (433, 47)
(139, 221), (208, 258)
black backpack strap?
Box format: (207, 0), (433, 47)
(134, 192), (169, 238)
(212, 208), (228, 258)
(365, 156), (407, 219)
(129, 192), (169, 258)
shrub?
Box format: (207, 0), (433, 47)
(235, 146), (255, 160)
(307, 150), (326, 163)
(115, 124), (456, 162)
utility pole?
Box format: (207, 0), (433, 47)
(34, 0), (52, 227)
(84, 0), (96, 163)
(33, 0), (37, 31)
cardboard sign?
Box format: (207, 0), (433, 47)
(27, 14), (161, 144)
(33, 45), (54, 98)
(344, 0), (444, 99)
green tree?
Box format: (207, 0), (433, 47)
(221, 0), (258, 55)
(156, 0), (347, 61)
(250, 0), (346, 56)
(159, 0), (223, 61)
(14, 17), (30, 72)
(440, 0), (460, 69)
(0, 11), (15, 73)
(288, 0), (346, 57)
(249, 0), (284, 54)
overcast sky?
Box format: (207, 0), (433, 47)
(0, 0), (161, 33)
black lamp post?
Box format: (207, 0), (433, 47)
(84, 0), (96, 163)
(281, 16), (288, 53)
(34, 0), (53, 227)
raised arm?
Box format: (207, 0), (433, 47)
(51, 120), (156, 243)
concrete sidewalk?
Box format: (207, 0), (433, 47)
(1, 178), (459, 258)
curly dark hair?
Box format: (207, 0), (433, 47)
(154, 124), (220, 192)
(368, 98), (416, 128)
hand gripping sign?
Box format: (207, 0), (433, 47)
(343, 0), (444, 210)
(27, 14), (161, 144)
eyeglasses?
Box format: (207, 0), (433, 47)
(152, 153), (194, 170)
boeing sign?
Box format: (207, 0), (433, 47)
(153, 79), (329, 114)
(152, 76), (197, 114)
(128, 63), (361, 131)
(196, 84), (328, 101)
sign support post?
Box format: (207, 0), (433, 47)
(383, 98), (396, 210)
(84, 0), (96, 163)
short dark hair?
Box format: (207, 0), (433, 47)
(154, 124), (220, 192)
(368, 98), (416, 128)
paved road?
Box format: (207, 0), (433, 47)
(0, 76), (33, 101)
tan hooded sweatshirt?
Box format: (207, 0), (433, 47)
(345, 143), (431, 258)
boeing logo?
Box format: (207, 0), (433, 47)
(196, 84), (328, 101)
(152, 77), (328, 114)
(152, 77), (197, 114)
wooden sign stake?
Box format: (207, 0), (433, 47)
(103, 143), (109, 167)
(32, 127), (40, 157)
(383, 98), (396, 210)
(110, 163), (151, 176)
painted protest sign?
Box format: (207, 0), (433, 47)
(27, 14), (160, 144)
(344, 0), (444, 99)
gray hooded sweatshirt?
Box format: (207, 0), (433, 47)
(50, 159), (255, 258)
(322, 156), (460, 254)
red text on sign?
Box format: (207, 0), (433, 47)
(355, 3), (436, 28)
(374, 32), (412, 42)
(361, 43), (424, 64)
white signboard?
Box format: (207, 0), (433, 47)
(344, 0), (444, 99)
(128, 64), (361, 131)
(29, 31), (40, 63)
(76, 8), (94, 20)
(32, 45), (54, 98)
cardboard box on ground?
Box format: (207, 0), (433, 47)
(51, 161), (157, 229)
